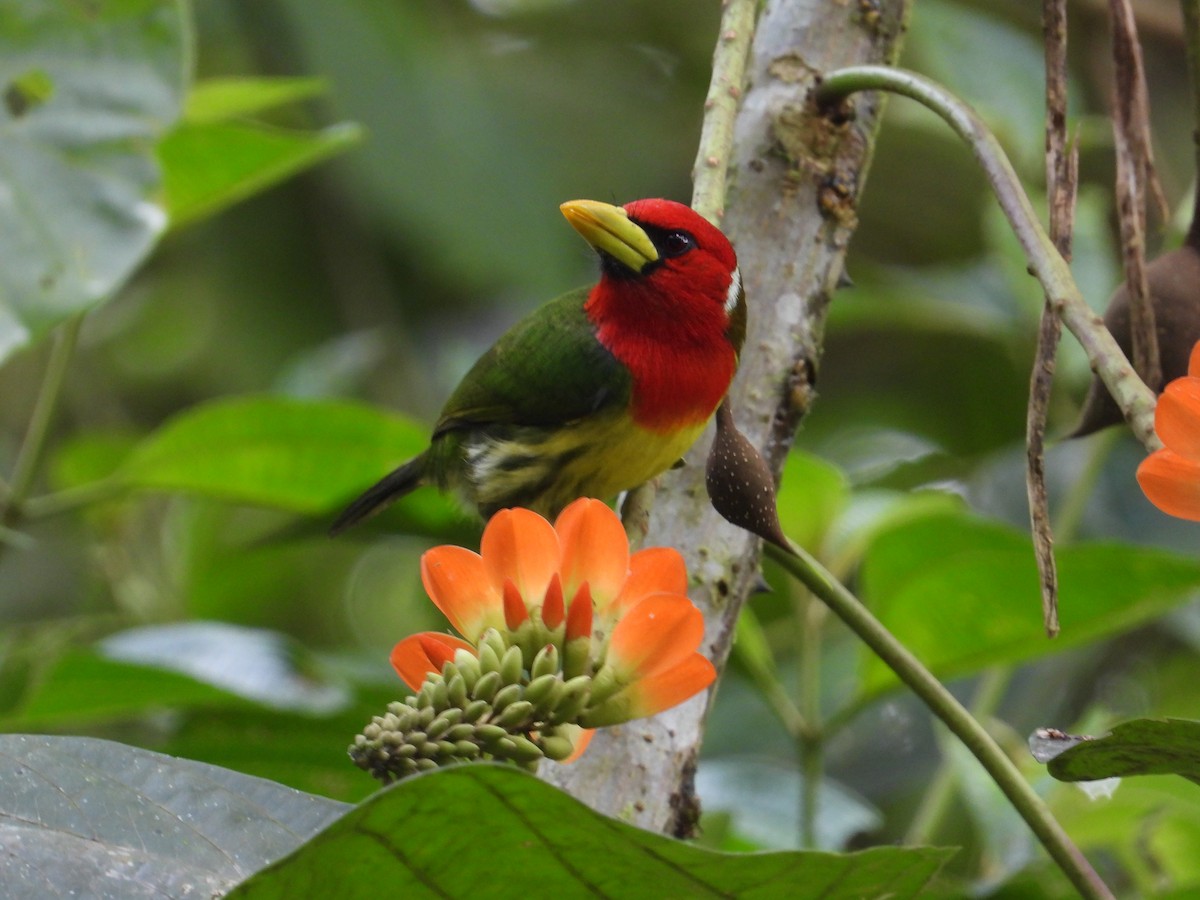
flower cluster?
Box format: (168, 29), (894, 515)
(350, 498), (716, 782)
(1137, 342), (1200, 521)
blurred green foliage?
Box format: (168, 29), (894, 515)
(3, 0), (1200, 896)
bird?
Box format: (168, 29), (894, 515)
(329, 197), (745, 534)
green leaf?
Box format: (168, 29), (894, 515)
(229, 765), (953, 899)
(0, 0), (187, 363)
(1045, 718), (1200, 785)
(0, 734), (349, 899)
(119, 396), (429, 514)
(159, 120), (362, 230)
(3, 651), (258, 729)
(185, 76), (328, 124)
(776, 450), (849, 552)
(99, 622), (350, 714)
(859, 512), (1200, 697)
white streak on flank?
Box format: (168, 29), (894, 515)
(725, 267), (742, 314)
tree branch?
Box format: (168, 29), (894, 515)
(540, 0), (911, 835)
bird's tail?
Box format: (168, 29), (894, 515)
(329, 452), (428, 536)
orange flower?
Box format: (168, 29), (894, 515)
(1137, 342), (1200, 521)
(390, 498), (716, 757)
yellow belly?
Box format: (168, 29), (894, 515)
(454, 411), (708, 518)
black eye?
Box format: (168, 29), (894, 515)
(661, 230), (695, 258)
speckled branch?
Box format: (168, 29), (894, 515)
(540, 0), (911, 835)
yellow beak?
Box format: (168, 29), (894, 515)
(560, 199), (659, 274)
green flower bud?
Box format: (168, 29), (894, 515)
(577, 689), (636, 729)
(479, 640), (502, 677)
(491, 682), (523, 713)
(446, 723), (476, 742)
(499, 644), (525, 686)
(503, 734), (545, 763)
(474, 723), (510, 745)
(522, 672), (561, 711)
(444, 672), (467, 708)
(547, 675), (592, 724)
(453, 649), (481, 690)
(537, 733), (576, 761)
(479, 628), (508, 664)
(583, 665), (622, 707)
(416, 703), (437, 730)
(425, 715), (452, 741)
(493, 699), (535, 729)
(463, 699), (490, 722)
(472, 670), (502, 703)
(454, 740), (481, 759)
(530, 644), (560, 680)
(562, 636), (592, 681)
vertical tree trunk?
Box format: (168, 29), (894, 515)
(540, 0), (910, 835)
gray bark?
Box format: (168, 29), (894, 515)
(539, 0), (910, 835)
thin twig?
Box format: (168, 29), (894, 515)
(2, 313), (86, 527)
(1180, 0), (1200, 249)
(765, 540), (1114, 900)
(814, 66), (1160, 450)
(1110, 0), (1166, 388)
(691, 0), (758, 225)
(622, 0), (756, 541)
(1027, 0), (1078, 639)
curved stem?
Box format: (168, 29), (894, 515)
(2, 313), (86, 526)
(904, 665), (1012, 846)
(21, 478), (123, 520)
(797, 586), (825, 848)
(814, 66), (1159, 451)
(764, 540), (1113, 900)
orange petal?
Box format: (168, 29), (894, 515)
(418, 633), (459, 672)
(563, 727), (594, 764)
(421, 546), (501, 640)
(582, 655), (716, 726)
(555, 498), (629, 607)
(620, 655), (717, 718)
(1137, 449), (1200, 521)
(1156, 377), (1200, 461)
(542, 572), (565, 628)
(565, 581), (593, 643)
(1189, 340), (1200, 378)
(607, 593), (706, 680)
(390, 633), (475, 691)
(503, 579), (528, 630)
(480, 508), (561, 606)
(606, 547), (688, 620)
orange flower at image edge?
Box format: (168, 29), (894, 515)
(391, 498), (717, 762)
(1138, 342), (1200, 521)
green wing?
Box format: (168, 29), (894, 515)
(432, 287), (632, 437)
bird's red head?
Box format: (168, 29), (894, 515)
(560, 198), (746, 433)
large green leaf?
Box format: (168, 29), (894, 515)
(0, 0), (187, 362)
(159, 119), (362, 230)
(0, 734), (350, 899)
(858, 513), (1200, 697)
(1043, 718), (1200, 786)
(118, 396), (431, 514)
(229, 764), (953, 899)
(0, 651), (255, 729)
(0, 738), (951, 899)
(184, 76), (328, 124)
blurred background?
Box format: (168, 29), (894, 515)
(3, 0), (1200, 894)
